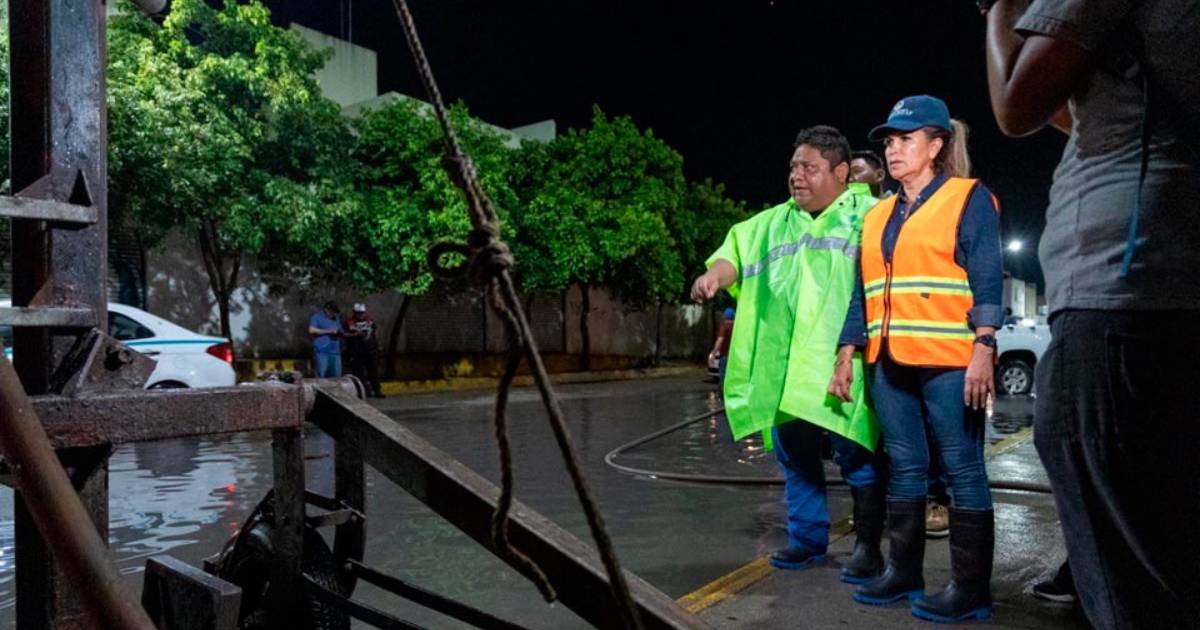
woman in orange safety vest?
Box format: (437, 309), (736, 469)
(828, 96), (1004, 623)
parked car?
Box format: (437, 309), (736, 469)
(995, 317), (1051, 396)
(2, 300), (235, 389)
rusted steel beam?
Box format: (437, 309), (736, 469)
(0, 195), (98, 224)
(22, 384), (306, 450)
(0, 307), (96, 329)
(346, 559), (530, 630)
(0, 358), (156, 629)
(309, 386), (708, 630)
(269, 428), (306, 626)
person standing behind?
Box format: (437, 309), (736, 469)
(693, 126), (885, 584)
(850, 150), (888, 198)
(708, 307), (735, 385)
(830, 96), (1003, 622)
(309, 301), (343, 378)
(984, 0), (1200, 626)
(344, 303), (383, 397)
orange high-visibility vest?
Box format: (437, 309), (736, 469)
(861, 177), (981, 368)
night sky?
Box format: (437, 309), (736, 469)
(265, 0), (1064, 286)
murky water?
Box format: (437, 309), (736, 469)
(0, 377), (1038, 629)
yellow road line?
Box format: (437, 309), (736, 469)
(985, 426), (1034, 457)
(677, 517), (853, 614)
(679, 426), (1037, 614)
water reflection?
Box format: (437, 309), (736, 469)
(0, 432), (276, 625)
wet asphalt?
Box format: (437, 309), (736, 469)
(0, 374), (1073, 629)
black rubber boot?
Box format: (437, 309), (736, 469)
(840, 484), (886, 584)
(769, 545), (826, 570)
(912, 508), (994, 623)
(854, 499), (925, 606)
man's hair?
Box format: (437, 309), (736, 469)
(793, 125), (852, 169)
(851, 150), (884, 171)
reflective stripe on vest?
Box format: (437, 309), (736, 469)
(861, 177), (979, 368)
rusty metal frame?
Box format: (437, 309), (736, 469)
(309, 386), (704, 630)
(1, 0), (709, 626)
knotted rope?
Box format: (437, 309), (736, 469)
(392, 2), (643, 628)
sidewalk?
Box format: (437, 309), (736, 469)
(684, 432), (1087, 629)
(378, 364), (707, 396)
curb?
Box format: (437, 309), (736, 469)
(378, 365), (707, 396)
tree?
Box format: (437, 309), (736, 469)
(314, 95), (520, 376)
(106, 0), (354, 342)
(670, 178), (750, 297)
(510, 108), (686, 369)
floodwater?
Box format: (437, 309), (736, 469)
(0, 376), (1035, 629)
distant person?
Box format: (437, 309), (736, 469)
(831, 95), (1003, 622)
(309, 301), (343, 378)
(708, 307), (735, 385)
(344, 303), (383, 397)
(985, 0), (1200, 626)
(850, 150), (887, 198)
(693, 125), (885, 584)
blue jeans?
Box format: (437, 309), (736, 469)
(773, 419), (881, 553)
(871, 354), (992, 510)
(313, 352), (342, 378)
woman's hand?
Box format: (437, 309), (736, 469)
(828, 345), (857, 402)
(964, 344), (996, 410)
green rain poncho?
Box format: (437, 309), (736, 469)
(707, 186), (879, 450)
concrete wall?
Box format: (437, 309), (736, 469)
(291, 23), (378, 108)
(144, 233), (713, 363)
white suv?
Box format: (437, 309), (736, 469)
(995, 317), (1051, 396)
(2, 301), (236, 389)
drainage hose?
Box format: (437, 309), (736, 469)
(603, 408), (1054, 494)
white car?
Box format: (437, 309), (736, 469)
(2, 301), (236, 389)
(995, 317), (1051, 396)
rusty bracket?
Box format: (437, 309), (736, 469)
(49, 328), (158, 395)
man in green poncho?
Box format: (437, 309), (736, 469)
(691, 126), (885, 582)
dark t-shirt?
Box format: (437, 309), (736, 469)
(1018, 0), (1200, 313)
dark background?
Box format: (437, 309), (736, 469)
(266, 0), (1062, 285)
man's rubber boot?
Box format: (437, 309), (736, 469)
(769, 545), (826, 570)
(840, 484), (886, 584)
(912, 508), (994, 623)
(854, 499), (925, 606)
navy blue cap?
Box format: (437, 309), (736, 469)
(868, 95), (951, 141)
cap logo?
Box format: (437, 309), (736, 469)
(892, 100), (914, 117)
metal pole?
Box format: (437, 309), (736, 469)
(0, 358), (155, 630)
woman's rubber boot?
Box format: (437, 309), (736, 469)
(854, 499), (925, 606)
(912, 508), (994, 623)
(840, 484), (886, 584)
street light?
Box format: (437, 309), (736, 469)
(1006, 240), (1023, 253)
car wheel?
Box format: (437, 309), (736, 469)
(997, 360), (1034, 396)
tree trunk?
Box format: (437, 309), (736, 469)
(654, 300), (663, 366)
(579, 283), (591, 372)
(560, 290), (568, 353)
(384, 295), (412, 380)
(197, 226), (240, 350)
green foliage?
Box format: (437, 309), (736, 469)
(670, 179), (751, 292)
(510, 107), (688, 306)
(329, 96), (519, 296)
(107, 0), (350, 263)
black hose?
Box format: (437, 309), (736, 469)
(603, 407), (1054, 494)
